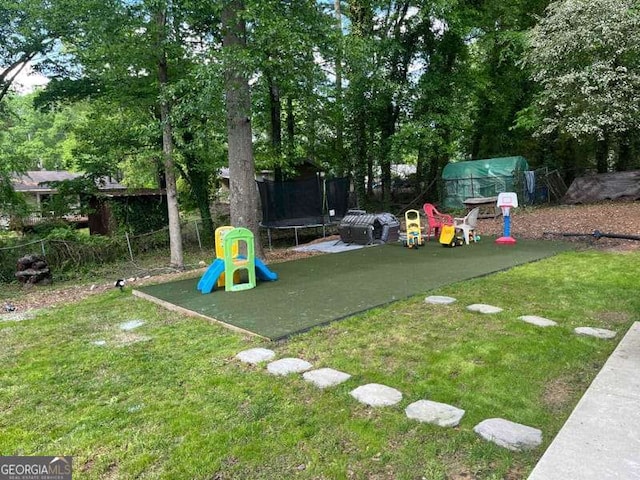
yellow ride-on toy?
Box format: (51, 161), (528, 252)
(439, 224), (465, 247)
(403, 209), (423, 249)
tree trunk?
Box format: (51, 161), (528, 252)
(334, 0), (346, 177)
(416, 143), (427, 197)
(354, 99), (367, 207)
(286, 96), (295, 163)
(268, 72), (283, 182)
(156, 9), (183, 268)
(595, 135), (609, 173)
(617, 140), (631, 171)
(379, 100), (396, 209)
(180, 147), (215, 245)
(423, 127), (451, 204)
(222, 0), (264, 259)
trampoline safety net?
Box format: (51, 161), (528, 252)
(257, 177), (349, 227)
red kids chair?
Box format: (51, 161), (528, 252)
(422, 203), (454, 241)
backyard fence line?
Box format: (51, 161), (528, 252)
(0, 221), (207, 254)
(0, 238), (44, 251)
(0, 220), (215, 283)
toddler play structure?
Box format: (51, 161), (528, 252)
(197, 226), (278, 294)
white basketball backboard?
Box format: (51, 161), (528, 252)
(497, 192), (518, 208)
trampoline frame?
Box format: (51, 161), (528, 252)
(260, 219), (338, 248)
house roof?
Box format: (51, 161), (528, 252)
(12, 171), (128, 193)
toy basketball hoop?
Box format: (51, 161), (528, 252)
(496, 192), (518, 245)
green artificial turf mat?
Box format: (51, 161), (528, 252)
(135, 238), (572, 340)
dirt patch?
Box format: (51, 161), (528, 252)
(542, 376), (579, 412)
(448, 470), (477, 479)
(503, 464), (528, 480)
(477, 201), (640, 251)
(597, 311), (632, 325)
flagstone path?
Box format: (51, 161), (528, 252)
(232, 296), (619, 450)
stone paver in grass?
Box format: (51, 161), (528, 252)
(92, 340), (107, 346)
(425, 295), (457, 305)
(303, 368), (352, 388)
(467, 304), (503, 314)
(350, 383), (402, 407)
(116, 333), (152, 346)
(575, 327), (616, 339)
(267, 358), (313, 376)
(474, 418), (542, 451)
(1, 310), (39, 322)
(519, 315), (558, 327)
(119, 320), (145, 331)
(405, 400), (465, 427)
(236, 347), (276, 365)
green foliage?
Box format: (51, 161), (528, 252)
(0, 94), (87, 172)
(108, 196), (169, 235)
(29, 219), (73, 237)
(525, 0), (640, 140)
(0, 229), (122, 283)
(6, 0), (639, 219)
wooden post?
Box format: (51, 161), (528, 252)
(195, 221), (202, 250)
(125, 232), (134, 262)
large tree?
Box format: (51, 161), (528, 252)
(222, 0), (263, 258)
(50, 0), (192, 266)
(526, 0), (640, 172)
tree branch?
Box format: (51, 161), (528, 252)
(0, 50), (38, 102)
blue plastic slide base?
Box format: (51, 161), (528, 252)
(255, 258), (278, 281)
(197, 258), (225, 294)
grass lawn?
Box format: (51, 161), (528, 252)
(1, 249), (638, 479)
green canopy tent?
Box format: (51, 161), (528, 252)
(441, 156), (529, 209)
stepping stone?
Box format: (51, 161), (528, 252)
(119, 320), (145, 331)
(574, 327), (616, 339)
(92, 340), (107, 346)
(267, 358), (313, 376)
(405, 399), (465, 427)
(0, 311), (38, 322)
(350, 383), (402, 407)
(425, 295), (457, 305)
(236, 347), (276, 365)
(303, 368), (351, 388)
(519, 315), (558, 327)
(467, 304), (503, 314)
(474, 418), (542, 451)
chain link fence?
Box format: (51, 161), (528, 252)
(0, 221), (214, 284)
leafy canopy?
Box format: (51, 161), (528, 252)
(525, 0), (640, 139)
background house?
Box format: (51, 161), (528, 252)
(9, 171), (166, 235)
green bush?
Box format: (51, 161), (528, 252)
(45, 226), (78, 241)
(30, 219), (72, 236)
(0, 232), (127, 284)
(110, 196), (169, 235)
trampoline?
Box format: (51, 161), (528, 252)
(257, 176), (349, 247)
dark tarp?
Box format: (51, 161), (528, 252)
(564, 170), (640, 204)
